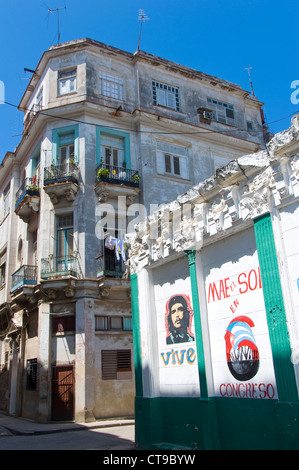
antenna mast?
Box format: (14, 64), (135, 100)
(244, 66), (255, 96)
(48, 6), (66, 45)
(137, 9), (149, 52)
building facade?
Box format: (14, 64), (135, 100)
(0, 38), (265, 423)
(127, 115), (299, 449)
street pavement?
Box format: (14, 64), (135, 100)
(0, 412), (136, 450)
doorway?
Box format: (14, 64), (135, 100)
(51, 365), (74, 421)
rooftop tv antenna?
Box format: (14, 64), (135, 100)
(137, 9), (149, 52)
(244, 66), (255, 96)
(48, 6), (66, 45)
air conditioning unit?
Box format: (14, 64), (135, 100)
(203, 111), (212, 120)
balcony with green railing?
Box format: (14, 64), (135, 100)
(41, 256), (79, 280)
(11, 265), (37, 293)
(15, 176), (40, 222)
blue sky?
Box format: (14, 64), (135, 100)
(0, 0), (298, 162)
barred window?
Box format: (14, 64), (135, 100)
(101, 350), (132, 380)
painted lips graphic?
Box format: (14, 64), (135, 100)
(224, 316), (260, 381)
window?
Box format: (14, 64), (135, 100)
(3, 184), (10, 218)
(247, 121), (255, 131)
(26, 358), (37, 390)
(100, 134), (125, 170)
(165, 154), (181, 176)
(0, 250), (6, 286)
(52, 315), (75, 333)
(207, 98), (235, 125)
(36, 88), (43, 111)
(57, 214), (73, 261)
(156, 141), (189, 179)
(99, 72), (124, 100)
(95, 316), (132, 331)
(58, 69), (76, 95)
(152, 81), (180, 111)
(53, 125), (79, 166)
(59, 132), (75, 168)
(101, 350), (132, 380)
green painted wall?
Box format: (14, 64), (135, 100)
(135, 397), (299, 449)
(132, 214), (299, 450)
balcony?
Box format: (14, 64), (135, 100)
(96, 252), (126, 279)
(95, 164), (140, 202)
(15, 177), (40, 223)
(41, 256), (79, 280)
(43, 163), (79, 204)
(96, 248), (130, 299)
(11, 265), (37, 293)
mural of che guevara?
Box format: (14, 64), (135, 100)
(165, 294), (195, 345)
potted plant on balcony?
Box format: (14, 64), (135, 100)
(26, 175), (39, 195)
(97, 168), (110, 180)
(130, 173), (141, 185)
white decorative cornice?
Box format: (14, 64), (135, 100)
(127, 147), (299, 274)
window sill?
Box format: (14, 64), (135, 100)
(211, 119), (237, 129)
(57, 92), (78, 98)
(155, 173), (192, 183)
(153, 104), (185, 115)
(95, 330), (133, 334)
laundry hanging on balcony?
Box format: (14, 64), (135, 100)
(105, 236), (127, 261)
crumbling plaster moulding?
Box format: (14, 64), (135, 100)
(126, 118), (299, 274)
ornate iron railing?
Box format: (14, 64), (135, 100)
(95, 163), (140, 187)
(41, 256), (79, 279)
(44, 163), (79, 186)
(96, 247), (126, 279)
(15, 176), (40, 208)
(11, 265), (37, 292)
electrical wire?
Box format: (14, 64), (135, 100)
(3, 100), (299, 138)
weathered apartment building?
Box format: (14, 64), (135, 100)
(0, 38), (265, 423)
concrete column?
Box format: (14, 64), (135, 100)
(37, 301), (50, 423)
(8, 341), (19, 416)
(75, 298), (96, 422)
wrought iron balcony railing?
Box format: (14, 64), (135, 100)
(96, 164), (140, 187)
(41, 256), (79, 280)
(11, 265), (37, 292)
(44, 162), (79, 186)
(96, 251), (126, 279)
(15, 176), (40, 208)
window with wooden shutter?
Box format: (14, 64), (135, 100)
(157, 142), (189, 180)
(101, 349), (132, 380)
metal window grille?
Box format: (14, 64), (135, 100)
(26, 358), (37, 390)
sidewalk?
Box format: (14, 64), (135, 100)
(0, 412), (134, 436)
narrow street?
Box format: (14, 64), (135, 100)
(0, 424), (135, 450)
